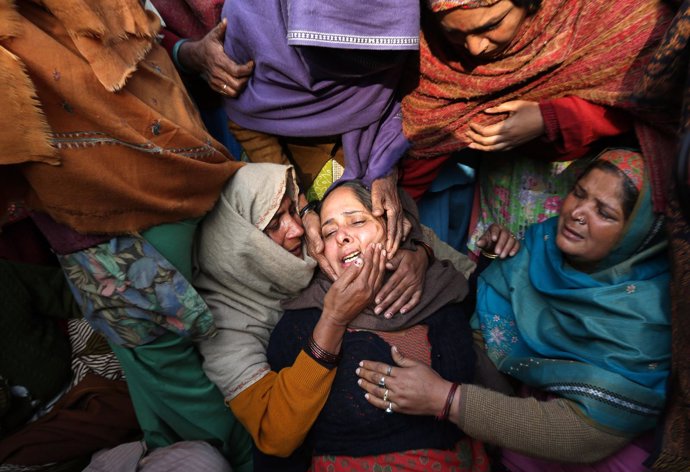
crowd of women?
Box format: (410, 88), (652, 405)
(1, 0), (689, 471)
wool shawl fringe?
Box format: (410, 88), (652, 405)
(0, 0), (55, 165)
(0, 0), (239, 234)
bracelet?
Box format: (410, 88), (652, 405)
(480, 249), (498, 260)
(299, 200), (319, 219)
(172, 39), (194, 74)
(306, 335), (342, 368)
(436, 382), (459, 421)
(412, 239), (435, 263)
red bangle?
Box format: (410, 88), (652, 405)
(306, 335), (341, 368)
(436, 382), (459, 421)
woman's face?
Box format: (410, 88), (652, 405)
(320, 186), (385, 278)
(437, 1), (528, 59)
(556, 168), (628, 271)
(264, 194), (304, 258)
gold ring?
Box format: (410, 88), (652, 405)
(222, 83), (228, 92)
(383, 389), (389, 402)
(480, 249), (498, 259)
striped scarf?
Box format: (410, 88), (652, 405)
(403, 0), (673, 159)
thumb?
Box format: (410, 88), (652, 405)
(392, 346), (413, 367)
(212, 18), (228, 40)
(371, 188), (385, 217)
(485, 100), (521, 114)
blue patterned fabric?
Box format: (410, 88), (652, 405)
(59, 234), (215, 347)
(473, 176), (671, 434)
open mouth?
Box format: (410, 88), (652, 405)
(342, 251), (361, 264)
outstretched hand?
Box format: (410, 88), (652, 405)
(467, 100), (544, 151)
(357, 346), (452, 417)
(371, 170), (409, 258)
(475, 223), (520, 259)
(177, 19), (254, 97)
(302, 210), (338, 280)
(374, 247), (428, 318)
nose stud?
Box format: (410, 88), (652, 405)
(576, 216), (585, 225)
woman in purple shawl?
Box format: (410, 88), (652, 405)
(221, 0), (420, 278)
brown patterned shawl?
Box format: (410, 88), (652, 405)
(403, 0), (673, 159)
(0, 0), (241, 234)
(635, 2), (690, 470)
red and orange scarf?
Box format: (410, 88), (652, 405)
(403, 0), (673, 159)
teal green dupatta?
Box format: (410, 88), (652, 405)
(473, 177), (671, 434)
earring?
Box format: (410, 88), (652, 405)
(576, 216), (585, 225)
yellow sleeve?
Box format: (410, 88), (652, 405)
(228, 350), (336, 457)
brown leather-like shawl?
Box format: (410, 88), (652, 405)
(0, 0), (241, 234)
(283, 258), (468, 332)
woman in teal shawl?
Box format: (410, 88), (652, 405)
(356, 149), (671, 470)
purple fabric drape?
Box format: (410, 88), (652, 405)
(222, 0), (419, 185)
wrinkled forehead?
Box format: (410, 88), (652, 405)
(320, 186), (366, 219)
(427, 0), (502, 13)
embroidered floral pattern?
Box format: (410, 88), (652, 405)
(480, 313), (519, 365)
(468, 155), (590, 253)
(311, 438), (489, 471)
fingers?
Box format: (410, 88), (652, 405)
(315, 253), (338, 281)
(401, 217), (413, 241)
(368, 244), (387, 294)
(385, 204), (403, 258)
(304, 212), (338, 280)
(371, 182), (385, 218)
(397, 288), (422, 315)
(210, 18), (228, 41)
(466, 123), (512, 152)
(391, 345), (407, 365)
(380, 285), (420, 319)
(476, 223), (500, 252)
(375, 275), (413, 318)
(336, 245), (370, 286)
(359, 382), (394, 412)
(480, 224), (519, 258)
(484, 100), (523, 114)
(203, 20), (254, 97)
(209, 60), (253, 97)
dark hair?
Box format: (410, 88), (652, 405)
(319, 180), (373, 216)
(578, 160), (640, 219)
(510, 0), (541, 14)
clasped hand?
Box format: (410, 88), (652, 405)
(467, 100), (545, 152)
(177, 19), (254, 97)
(475, 223), (520, 259)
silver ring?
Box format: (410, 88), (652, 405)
(383, 389), (389, 402)
(385, 401), (394, 414)
(222, 83), (228, 92)
(378, 375), (386, 388)
(386, 365), (393, 376)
